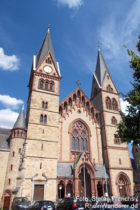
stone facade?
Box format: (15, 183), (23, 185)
(0, 29), (134, 209)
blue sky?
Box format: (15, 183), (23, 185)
(0, 0), (139, 156)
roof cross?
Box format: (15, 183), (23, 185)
(76, 80), (81, 88)
(48, 23), (51, 32)
(97, 41), (102, 51)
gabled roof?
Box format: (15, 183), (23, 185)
(59, 87), (99, 123)
(13, 107), (26, 130)
(95, 164), (109, 178)
(57, 162), (74, 177)
(94, 49), (108, 87)
(36, 28), (56, 68)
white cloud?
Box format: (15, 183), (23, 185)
(0, 47), (20, 71)
(0, 94), (23, 109)
(120, 98), (129, 115)
(57, 0), (83, 8)
(0, 108), (18, 129)
(99, 0), (140, 63)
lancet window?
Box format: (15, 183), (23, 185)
(71, 121), (89, 152)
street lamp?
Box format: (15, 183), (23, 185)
(59, 185), (62, 199)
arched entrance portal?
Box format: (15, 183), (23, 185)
(78, 166), (91, 197)
(117, 173), (131, 197)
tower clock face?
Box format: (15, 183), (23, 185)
(44, 66), (52, 73)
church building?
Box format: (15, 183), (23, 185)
(0, 27), (134, 209)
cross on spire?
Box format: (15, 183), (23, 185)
(97, 41), (102, 51)
(76, 80), (81, 88)
(48, 23), (51, 32)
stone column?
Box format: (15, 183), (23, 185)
(75, 178), (79, 197)
(91, 178), (95, 197)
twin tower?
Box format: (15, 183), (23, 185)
(1, 27), (133, 208)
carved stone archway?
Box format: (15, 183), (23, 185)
(116, 172), (131, 197)
(76, 162), (95, 198)
(78, 166), (92, 197)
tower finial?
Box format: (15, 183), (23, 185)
(97, 41), (102, 51)
(48, 23), (51, 32)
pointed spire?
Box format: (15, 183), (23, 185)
(36, 25), (56, 68)
(94, 49), (108, 87)
(13, 107), (26, 130)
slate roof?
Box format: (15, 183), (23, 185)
(13, 108), (26, 130)
(94, 49), (108, 87)
(95, 164), (109, 178)
(57, 162), (109, 179)
(0, 128), (11, 150)
(36, 28), (56, 68)
(57, 162), (74, 177)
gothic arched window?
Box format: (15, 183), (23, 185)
(73, 94), (76, 102)
(91, 107), (94, 118)
(59, 106), (63, 116)
(111, 116), (117, 125)
(50, 81), (54, 91)
(86, 102), (90, 112)
(106, 97), (112, 109)
(45, 80), (49, 90)
(82, 96), (85, 106)
(40, 114), (43, 123)
(106, 85), (113, 92)
(77, 90), (81, 98)
(42, 101), (45, 109)
(69, 98), (72, 107)
(112, 98), (118, 111)
(39, 79), (44, 89)
(71, 121), (89, 152)
(44, 115), (47, 124)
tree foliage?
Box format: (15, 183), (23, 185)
(118, 36), (140, 145)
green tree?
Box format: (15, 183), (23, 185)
(118, 36), (140, 145)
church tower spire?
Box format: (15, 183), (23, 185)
(36, 25), (57, 70)
(94, 49), (108, 87)
(91, 49), (117, 100)
(22, 27), (61, 200)
(13, 106), (26, 130)
(91, 49), (133, 197)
